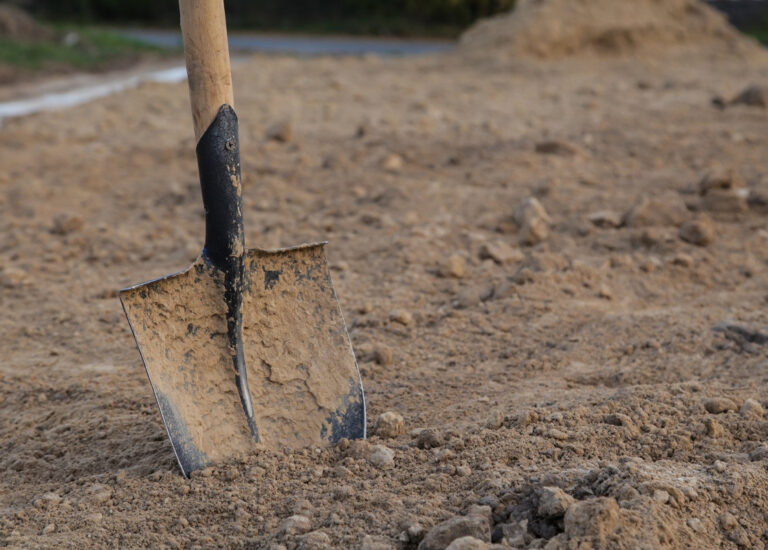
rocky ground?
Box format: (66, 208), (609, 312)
(2, 15), (768, 549)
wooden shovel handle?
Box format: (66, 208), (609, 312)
(179, 0), (235, 141)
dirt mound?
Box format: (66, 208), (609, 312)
(0, 3), (53, 41)
(458, 0), (762, 61)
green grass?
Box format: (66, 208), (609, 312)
(745, 28), (768, 45)
(0, 26), (170, 72)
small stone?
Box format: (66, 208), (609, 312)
(641, 257), (663, 273)
(266, 119), (293, 142)
(356, 120), (371, 137)
(485, 410), (504, 430)
(749, 444), (768, 461)
(727, 528), (751, 547)
(281, 515), (312, 535)
(297, 530), (331, 550)
(636, 228), (662, 247)
(455, 465), (472, 477)
(564, 498), (620, 539)
(224, 466), (240, 482)
(443, 254), (466, 278)
(614, 484), (640, 503)
(623, 194), (689, 227)
(741, 399), (764, 419)
(455, 286), (489, 309)
(415, 429), (443, 449)
(537, 487), (574, 518)
(730, 85), (768, 108)
(491, 520), (527, 546)
(35, 493), (62, 509)
(705, 418), (725, 438)
(588, 210), (622, 228)
(467, 505), (491, 524)
(83, 483), (112, 505)
(547, 428), (569, 441)
(417, 514), (490, 550)
(604, 413), (639, 438)
(652, 489), (670, 504)
(359, 302), (373, 314)
(686, 518), (704, 533)
(322, 152), (348, 170)
(516, 197), (551, 246)
(703, 397), (736, 414)
(700, 189), (748, 214)
(712, 95), (727, 109)
(148, 470), (165, 482)
(671, 253), (694, 267)
(679, 217), (715, 246)
(382, 153), (404, 172)
(191, 466), (213, 478)
(445, 537), (488, 550)
(713, 460), (727, 473)
(479, 241), (524, 264)
(698, 168), (745, 195)
(86, 513), (103, 523)
(519, 216), (549, 246)
(374, 412), (405, 439)
(293, 499), (313, 516)
(405, 522), (426, 543)
(535, 140), (581, 156)
(597, 284), (612, 300)
(42, 524), (56, 535)
(369, 445), (395, 469)
(51, 214), (84, 235)
(389, 310), (413, 326)
(373, 345), (393, 366)
(718, 512), (738, 531)
(0, 266), (29, 288)
(360, 535), (395, 550)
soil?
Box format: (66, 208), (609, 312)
(0, 4), (54, 41)
(459, 0), (762, 61)
(3, 1), (768, 549)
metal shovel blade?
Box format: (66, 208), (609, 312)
(120, 243), (365, 476)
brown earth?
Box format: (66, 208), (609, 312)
(459, 0), (762, 61)
(3, 2), (768, 549)
(0, 4), (54, 41)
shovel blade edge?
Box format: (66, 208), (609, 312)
(120, 243), (365, 476)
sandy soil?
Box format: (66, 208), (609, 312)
(3, 6), (768, 549)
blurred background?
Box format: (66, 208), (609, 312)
(7, 0), (517, 36)
(0, 1), (766, 91)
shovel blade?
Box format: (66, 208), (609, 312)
(120, 243), (365, 476)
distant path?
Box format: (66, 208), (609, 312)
(0, 32), (454, 121)
(0, 65), (186, 121)
(121, 29), (454, 56)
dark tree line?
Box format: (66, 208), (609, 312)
(11, 0), (516, 35)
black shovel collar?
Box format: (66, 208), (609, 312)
(196, 104), (259, 442)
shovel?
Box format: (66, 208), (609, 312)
(120, 0), (365, 477)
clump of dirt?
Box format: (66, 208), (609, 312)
(458, 0), (762, 61)
(0, 4), (53, 41)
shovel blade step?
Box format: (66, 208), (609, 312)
(120, 243), (365, 476)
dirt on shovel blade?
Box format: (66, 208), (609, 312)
(120, 244), (365, 475)
(3, 0), (768, 547)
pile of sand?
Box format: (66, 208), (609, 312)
(459, 0), (762, 61)
(0, 3), (53, 41)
